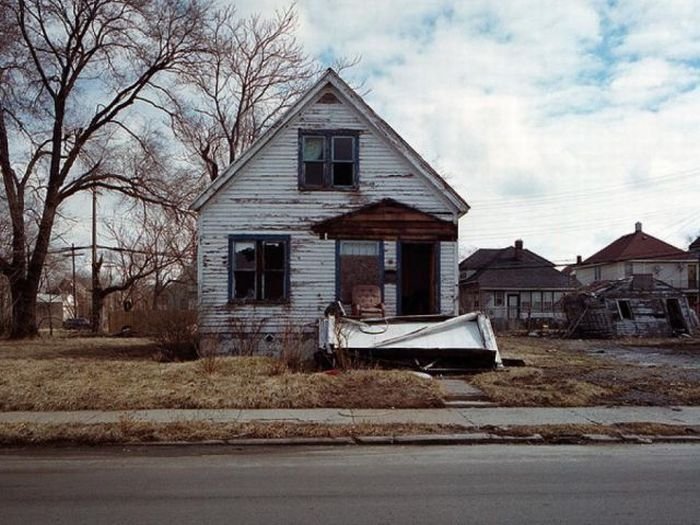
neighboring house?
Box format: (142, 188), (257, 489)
(459, 240), (577, 330)
(36, 293), (63, 330)
(573, 222), (699, 313)
(562, 275), (697, 338)
(191, 69), (469, 352)
(690, 236), (700, 315)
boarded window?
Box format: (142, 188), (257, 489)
(230, 237), (289, 302)
(594, 266), (602, 281)
(338, 241), (381, 304)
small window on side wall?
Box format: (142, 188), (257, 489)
(300, 130), (358, 189)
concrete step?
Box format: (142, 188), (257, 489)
(437, 379), (491, 402)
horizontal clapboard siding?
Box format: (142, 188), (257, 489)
(198, 88), (460, 335)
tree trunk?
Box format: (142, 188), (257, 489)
(92, 284), (104, 334)
(9, 279), (38, 339)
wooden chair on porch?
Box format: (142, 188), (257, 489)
(352, 285), (385, 319)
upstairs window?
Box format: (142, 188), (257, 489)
(299, 130), (359, 189)
(229, 236), (289, 302)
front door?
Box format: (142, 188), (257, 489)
(507, 294), (520, 320)
(399, 242), (437, 315)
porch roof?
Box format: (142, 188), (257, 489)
(311, 199), (458, 241)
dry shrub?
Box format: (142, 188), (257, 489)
(279, 322), (313, 372)
(151, 311), (198, 362)
(228, 313), (268, 356)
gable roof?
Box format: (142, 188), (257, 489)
(576, 276), (685, 297)
(312, 198), (457, 241)
(690, 237), (700, 252)
(190, 69), (469, 214)
(460, 244), (577, 290)
(581, 225), (688, 265)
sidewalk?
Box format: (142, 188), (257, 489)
(2, 406), (699, 427)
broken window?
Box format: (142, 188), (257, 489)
(594, 266), (602, 281)
(617, 300), (634, 320)
(337, 241), (382, 305)
(689, 263), (698, 290)
(230, 236), (289, 302)
(300, 130), (358, 189)
(624, 262), (634, 277)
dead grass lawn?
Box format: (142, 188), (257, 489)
(0, 421), (461, 446)
(469, 336), (700, 407)
(0, 420), (695, 446)
(0, 336), (443, 411)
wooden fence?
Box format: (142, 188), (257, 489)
(108, 310), (197, 335)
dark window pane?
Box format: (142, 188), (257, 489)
(233, 242), (256, 270)
(263, 271), (284, 300)
(333, 162), (354, 186)
(234, 271), (256, 299)
(264, 241), (285, 270)
(333, 137), (354, 161)
(304, 162), (324, 186)
(303, 136), (324, 161)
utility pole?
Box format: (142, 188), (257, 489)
(91, 186), (99, 333)
(71, 243), (77, 318)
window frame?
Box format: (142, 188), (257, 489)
(335, 240), (385, 305)
(298, 129), (360, 190)
(228, 234), (291, 304)
(617, 299), (634, 320)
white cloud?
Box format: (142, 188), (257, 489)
(232, 0), (700, 260)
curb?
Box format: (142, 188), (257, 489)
(6, 433), (698, 449)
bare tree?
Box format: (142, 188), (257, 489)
(92, 199), (194, 332)
(0, 0), (209, 338)
(168, 5), (320, 181)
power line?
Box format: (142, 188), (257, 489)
(472, 166), (700, 207)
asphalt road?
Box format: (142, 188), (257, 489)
(1, 444), (698, 525)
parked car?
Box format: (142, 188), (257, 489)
(63, 317), (91, 330)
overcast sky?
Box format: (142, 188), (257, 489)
(235, 0), (700, 264)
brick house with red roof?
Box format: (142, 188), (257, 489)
(573, 222), (699, 313)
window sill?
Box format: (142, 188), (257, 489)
(227, 299), (290, 306)
(298, 186), (359, 192)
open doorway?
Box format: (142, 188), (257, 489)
(399, 242), (437, 315)
(666, 298), (687, 332)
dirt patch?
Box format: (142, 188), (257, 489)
(469, 336), (700, 406)
(0, 337), (443, 410)
(481, 423), (700, 439)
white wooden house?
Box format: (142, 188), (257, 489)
(191, 69), (469, 352)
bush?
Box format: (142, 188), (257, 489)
(151, 311), (199, 362)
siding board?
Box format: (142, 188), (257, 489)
(198, 90), (462, 336)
